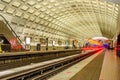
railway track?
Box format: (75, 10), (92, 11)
(0, 49), (102, 80)
(0, 49), (81, 71)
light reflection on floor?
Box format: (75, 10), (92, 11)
(99, 50), (120, 80)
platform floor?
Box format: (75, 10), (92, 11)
(99, 50), (120, 80)
(48, 50), (120, 80)
(71, 49), (104, 80)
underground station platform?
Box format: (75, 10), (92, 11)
(0, 48), (119, 80)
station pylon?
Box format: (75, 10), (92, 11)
(0, 44), (2, 53)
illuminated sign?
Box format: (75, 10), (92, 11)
(26, 37), (30, 44)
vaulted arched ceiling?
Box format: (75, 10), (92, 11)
(0, 0), (119, 42)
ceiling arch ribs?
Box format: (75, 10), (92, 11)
(79, 1), (101, 37)
(91, 1), (103, 36)
(55, 0), (87, 38)
(32, 0), (77, 38)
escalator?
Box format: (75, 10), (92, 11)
(0, 20), (23, 52)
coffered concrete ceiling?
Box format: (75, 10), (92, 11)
(0, 0), (119, 41)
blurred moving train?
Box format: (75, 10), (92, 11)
(84, 38), (113, 49)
